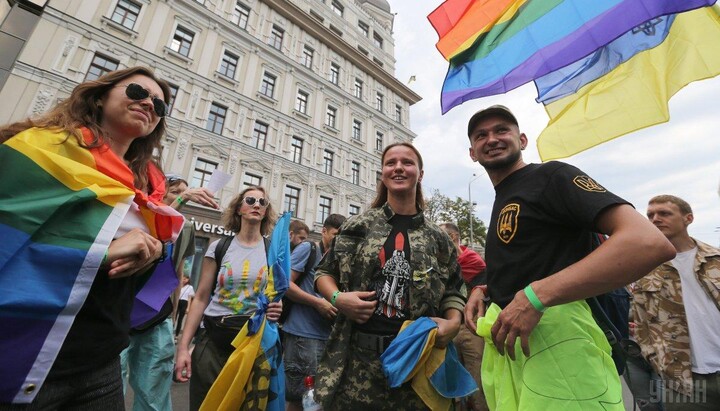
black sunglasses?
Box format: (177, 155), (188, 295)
(243, 196), (268, 207)
(120, 83), (169, 118)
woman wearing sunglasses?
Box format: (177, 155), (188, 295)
(174, 186), (283, 410)
(0, 66), (185, 409)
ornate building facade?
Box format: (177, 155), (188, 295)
(0, 0), (420, 276)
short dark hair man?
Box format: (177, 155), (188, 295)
(283, 213), (346, 411)
(289, 220), (309, 250)
(464, 105), (675, 409)
(632, 195), (720, 409)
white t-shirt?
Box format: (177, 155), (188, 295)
(179, 284), (195, 301)
(203, 237), (268, 317)
(672, 248), (720, 373)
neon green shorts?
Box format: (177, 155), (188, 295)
(476, 300), (624, 410)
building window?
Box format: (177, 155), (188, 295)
(373, 57), (384, 67)
(375, 131), (383, 151)
(329, 63), (340, 85)
(260, 72), (276, 98)
(357, 46), (369, 56)
(395, 104), (402, 123)
(232, 2), (250, 29)
(323, 150), (334, 175)
(375, 170), (381, 183)
(269, 25), (284, 51)
(352, 119), (362, 141)
(295, 90), (309, 114)
(170, 26), (194, 57)
(251, 121), (268, 150)
(291, 136), (303, 164)
(167, 83), (179, 114)
(330, 0), (343, 17)
(325, 106), (337, 128)
(284, 186), (300, 218)
(219, 51), (239, 79)
(358, 21), (369, 37)
(243, 173), (262, 187)
(373, 32), (383, 49)
(349, 204), (360, 216)
(351, 161), (360, 185)
(375, 92), (384, 112)
(85, 54), (119, 81)
(206, 103), (227, 134)
(318, 196), (332, 224)
(354, 78), (363, 99)
(110, 0), (141, 30)
(192, 158), (217, 188)
(302, 45), (314, 69)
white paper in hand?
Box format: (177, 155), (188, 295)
(206, 169), (231, 194)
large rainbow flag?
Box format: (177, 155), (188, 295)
(0, 127), (184, 404)
(429, 0), (720, 159)
(201, 212), (292, 411)
(431, 0), (716, 113)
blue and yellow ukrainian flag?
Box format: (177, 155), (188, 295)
(201, 212), (291, 411)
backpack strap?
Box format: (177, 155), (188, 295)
(211, 235), (234, 297)
(298, 241), (317, 283)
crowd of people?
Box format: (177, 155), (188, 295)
(1, 67), (718, 411)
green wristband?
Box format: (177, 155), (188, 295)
(330, 290), (341, 307)
(176, 196), (185, 205)
(524, 284), (546, 312)
(101, 249), (109, 266)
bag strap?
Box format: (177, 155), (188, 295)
(211, 235), (234, 297)
(296, 241), (317, 284)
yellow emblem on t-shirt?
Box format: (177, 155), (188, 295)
(573, 175), (606, 192)
(497, 203), (520, 244)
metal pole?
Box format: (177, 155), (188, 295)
(468, 174), (476, 248)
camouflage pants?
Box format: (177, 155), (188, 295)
(328, 344), (429, 410)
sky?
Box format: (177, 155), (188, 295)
(390, 1), (720, 246)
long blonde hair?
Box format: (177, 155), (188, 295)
(0, 66), (171, 191)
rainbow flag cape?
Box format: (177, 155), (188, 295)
(201, 212), (291, 411)
(430, 0), (716, 114)
(0, 127), (184, 404)
(381, 318), (478, 411)
(536, 6), (720, 160)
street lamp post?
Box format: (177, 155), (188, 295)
(468, 173), (483, 248)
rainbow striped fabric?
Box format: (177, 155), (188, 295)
(430, 0), (717, 114)
(0, 127), (184, 404)
(201, 212), (291, 411)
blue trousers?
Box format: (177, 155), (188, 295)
(120, 318), (174, 411)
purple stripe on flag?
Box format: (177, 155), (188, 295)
(441, 0), (716, 113)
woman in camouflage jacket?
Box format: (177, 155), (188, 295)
(315, 142), (465, 409)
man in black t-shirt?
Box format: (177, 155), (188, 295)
(463, 105), (675, 410)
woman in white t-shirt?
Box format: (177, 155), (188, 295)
(174, 186), (282, 410)
(176, 275), (195, 337)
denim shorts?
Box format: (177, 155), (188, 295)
(283, 332), (327, 401)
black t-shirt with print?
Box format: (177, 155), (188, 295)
(355, 213), (413, 335)
(486, 162), (629, 308)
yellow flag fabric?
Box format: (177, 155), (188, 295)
(537, 6), (720, 161)
(200, 322), (265, 411)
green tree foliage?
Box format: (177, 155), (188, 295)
(425, 189), (487, 247)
